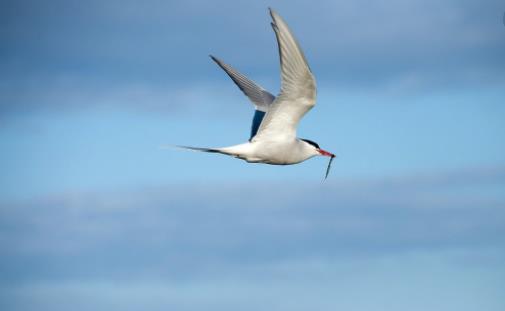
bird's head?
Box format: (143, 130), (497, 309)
(301, 138), (336, 179)
(301, 139), (335, 158)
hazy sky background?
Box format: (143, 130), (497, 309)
(1, 0), (505, 310)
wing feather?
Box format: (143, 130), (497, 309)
(253, 9), (316, 142)
(210, 55), (275, 112)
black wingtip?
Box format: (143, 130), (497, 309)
(268, 7), (278, 21)
(209, 54), (223, 65)
(210, 55), (228, 73)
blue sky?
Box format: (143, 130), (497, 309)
(1, 0), (505, 310)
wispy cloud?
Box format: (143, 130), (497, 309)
(1, 0), (504, 115)
(1, 166), (504, 310)
(1, 166), (504, 283)
(1, 2), (504, 309)
(0, 74), (243, 116)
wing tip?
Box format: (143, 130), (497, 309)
(210, 54), (230, 72)
(268, 7), (282, 25)
(268, 7), (276, 18)
(209, 54), (220, 63)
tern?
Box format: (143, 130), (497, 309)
(178, 8), (336, 178)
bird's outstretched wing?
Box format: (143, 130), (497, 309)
(210, 55), (275, 139)
(252, 8), (316, 142)
(210, 55), (275, 112)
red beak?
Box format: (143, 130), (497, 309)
(318, 149), (335, 157)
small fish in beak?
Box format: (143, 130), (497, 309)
(324, 154), (336, 180)
(318, 149), (336, 180)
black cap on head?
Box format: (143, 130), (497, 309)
(301, 138), (320, 149)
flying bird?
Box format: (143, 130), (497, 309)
(178, 8), (336, 178)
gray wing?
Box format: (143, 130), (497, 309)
(210, 55), (275, 112)
(252, 9), (316, 142)
(210, 55), (275, 139)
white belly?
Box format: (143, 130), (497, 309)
(245, 140), (313, 165)
(219, 139), (316, 165)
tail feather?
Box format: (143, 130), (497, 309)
(163, 143), (250, 160)
(175, 145), (224, 154)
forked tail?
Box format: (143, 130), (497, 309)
(162, 143), (250, 161)
(175, 145), (224, 154)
